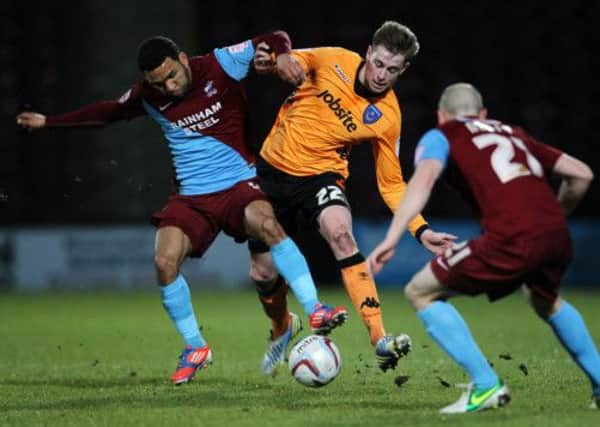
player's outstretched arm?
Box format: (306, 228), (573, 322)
(15, 96), (143, 129)
(554, 153), (594, 215)
(16, 111), (46, 130)
(368, 238), (398, 276)
(368, 159), (444, 274)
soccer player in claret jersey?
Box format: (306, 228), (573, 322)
(16, 33), (347, 383)
(368, 83), (600, 413)
(253, 21), (456, 372)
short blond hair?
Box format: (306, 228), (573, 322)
(438, 83), (484, 116)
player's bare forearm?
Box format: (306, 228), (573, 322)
(553, 153), (594, 215)
(386, 185), (429, 246)
(385, 160), (441, 244)
(557, 178), (591, 216)
(369, 182), (432, 274)
(275, 54), (304, 86)
(253, 50), (304, 86)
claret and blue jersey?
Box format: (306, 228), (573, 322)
(134, 41), (258, 196)
(46, 38), (270, 197)
(414, 117), (567, 238)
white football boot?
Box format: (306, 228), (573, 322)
(440, 380), (510, 414)
(261, 312), (302, 376)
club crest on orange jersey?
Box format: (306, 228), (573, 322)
(363, 104), (382, 124)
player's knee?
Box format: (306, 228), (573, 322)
(154, 253), (179, 283)
(528, 293), (559, 319)
(259, 216), (286, 246)
(404, 281), (419, 305)
(249, 261), (277, 284)
(531, 302), (554, 319)
(329, 227), (356, 257)
(404, 279), (431, 311)
(254, 277), (278, 295)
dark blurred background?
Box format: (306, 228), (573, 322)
(2, 1), (599, 281)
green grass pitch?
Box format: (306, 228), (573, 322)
(1, 288), (598, 426)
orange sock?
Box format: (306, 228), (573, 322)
(339, 254), (386, 346)
(256, 276), (290, 338)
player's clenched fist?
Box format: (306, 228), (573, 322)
(253, 42), (304, 86)
(254, 42), (275, 73)
(16, 112), (46, 130)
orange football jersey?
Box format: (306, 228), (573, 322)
(260, 47), (427, 235)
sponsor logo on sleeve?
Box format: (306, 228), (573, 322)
(227, 41), (250, 54)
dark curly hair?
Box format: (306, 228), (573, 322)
(137, 36), (180, 72)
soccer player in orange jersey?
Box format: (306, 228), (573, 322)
(253, 21), (456, 371)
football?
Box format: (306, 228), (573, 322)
(288, 335), (341, 387)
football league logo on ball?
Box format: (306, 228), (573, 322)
(288, 335), (341, 387)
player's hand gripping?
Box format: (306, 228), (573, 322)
(420, 229), (457, 255)
(253, 42), (274, 74)
(253, 42), (304, 86)
(16, 112), (47, 130)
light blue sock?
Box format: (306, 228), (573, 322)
(270, 237), (319, 315)
(418, 301), (499, 389)
(160, 274), (206, 348)
(547, 300), (600, 395)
